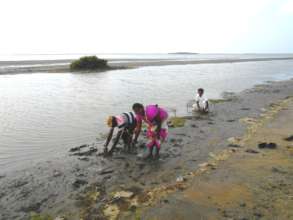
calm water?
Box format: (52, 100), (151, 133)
(0, 57), (293, 171)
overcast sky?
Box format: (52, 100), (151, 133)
(0, 0), (292, 54)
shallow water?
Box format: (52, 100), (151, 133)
(0, 59), (293, 171)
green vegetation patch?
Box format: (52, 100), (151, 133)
(70, 56), (109, 71)
(209, 99), (229, 104)
(168, 117), (186, 128)
(30, 213), (54, 220)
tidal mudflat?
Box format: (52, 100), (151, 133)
(0, 79), (292, 220)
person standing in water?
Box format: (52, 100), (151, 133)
(132, 103), (168, 159)
(192, 88), (209, 113)
(104, 112), (137, 155)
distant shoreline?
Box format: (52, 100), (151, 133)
(168, 52), (199, 54)
(1, 57), (293, 74)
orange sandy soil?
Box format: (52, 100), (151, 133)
(108, 97), (293, 220)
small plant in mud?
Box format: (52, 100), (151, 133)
(70, 56), (109, 71)
(168, 117), (186, 127)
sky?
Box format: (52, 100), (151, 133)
(0, 0), (292, 54)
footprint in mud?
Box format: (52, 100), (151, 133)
(99, 168), (114, 175)
(135, 162), (146, 170)
(10, 179), (29, 189)
(0, 175), (6, 179)
(271, 167), (288, 174)
(0, 192), (5, 199)
(173, 143), (183, 148)
(246, 149), (259, 154)
(228, 144), (241, 148)
(72, 179), (88, 189)
(19, 202), (42, 213)
(169, 138), (177, 143)
(69, 144), (88, 152)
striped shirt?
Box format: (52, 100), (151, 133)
(116, 112), (136, 130)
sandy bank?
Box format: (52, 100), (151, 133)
(135, 96), (293, 220)
(1, 57), (293, 74)
(0, 79), (292, 220)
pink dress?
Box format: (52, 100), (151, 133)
(137, 105), (168, 149)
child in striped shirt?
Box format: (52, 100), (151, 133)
(104, 112), (137, 155)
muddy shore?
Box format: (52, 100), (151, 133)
(0, 79), (292, 220)
(136, 91), (293, 220)
(1, 57), (293, 74)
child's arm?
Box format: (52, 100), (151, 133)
(204, 100), (209, 112)
(104, 127), (114, 152)
(133, 120), (142, 144)
(108, 130), (122, 155)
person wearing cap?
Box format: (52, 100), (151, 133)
(104, 112), (137, 155)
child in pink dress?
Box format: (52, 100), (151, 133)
(132, 103), (168, 159)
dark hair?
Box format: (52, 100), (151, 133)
(132, 103), (144, 110)
(198, 88), (204, 92)
(112, 117), (118, 127)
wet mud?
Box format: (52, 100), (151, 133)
(0, 79), (292, 220)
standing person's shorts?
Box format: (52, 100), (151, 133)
(120, 124), (136, 145)
(192, 102), (209, 112)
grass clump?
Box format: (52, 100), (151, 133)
(209, 99), (229, 104)
(70, 56), (109, 71)
(168, 117), (186, 128)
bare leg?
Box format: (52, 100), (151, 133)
(144, 141), (154, 160)
(154, 147), (160, 160)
